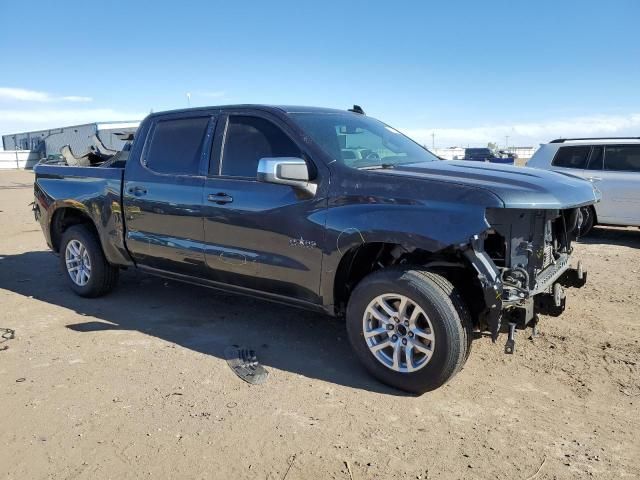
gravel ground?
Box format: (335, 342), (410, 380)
(1, 169), (638, 479)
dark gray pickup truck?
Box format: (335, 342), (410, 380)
(33, 105), (599, 393)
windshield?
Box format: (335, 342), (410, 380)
(291, 113), (440, 168)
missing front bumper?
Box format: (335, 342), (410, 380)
(502, 263), (587, 353)
(465, 235), (588, 347)
(558, 261), (587, 288)
(507, 263), (587, 324)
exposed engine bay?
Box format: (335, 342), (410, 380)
(485, 207), (582, 299)
(465, 207), (587, 353)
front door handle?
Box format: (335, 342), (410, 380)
(208, 192), (233, 205)
(587, 176), (602, 182)
(128, 185), (148, 196)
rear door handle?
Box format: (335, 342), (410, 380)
(208, 192), (233, 204)
(128, 185), (148, 196)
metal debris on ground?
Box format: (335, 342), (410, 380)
(525, 456), (547, 480)
(1, 328), (15, 351)
(282, 454), (296, 480)
(345, 460), (354, 480)
(224, 345), (268, 385)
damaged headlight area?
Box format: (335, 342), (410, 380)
(465, 207), (588, 353)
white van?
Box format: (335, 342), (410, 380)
(527, 138), (640, 234)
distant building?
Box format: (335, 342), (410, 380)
(434, 145), (538, 161)
(507, 146), (537, 160)
(433, 147), (466, 160)
(2, 121), (140, 158)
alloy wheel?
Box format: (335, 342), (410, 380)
(362, 293), (435, 373)
(65, 239), (92, 286)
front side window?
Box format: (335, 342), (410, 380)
(291, 113), (439, 169)
(604, 145), (640, 172)
(551, 146), (591, 169)
(145, 117), (209, 175)
(221, 116), (301, 178)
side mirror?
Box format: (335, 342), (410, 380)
(257, 157), (317, 195)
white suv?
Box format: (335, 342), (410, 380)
(527, 138), (640, 234)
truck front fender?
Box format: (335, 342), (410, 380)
(319, 201), (492, 308)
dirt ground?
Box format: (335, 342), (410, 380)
(1, 169), (638, 479)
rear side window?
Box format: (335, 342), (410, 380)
(604, 145), (640, 172)
(221, 116), (301, 178)
(551, 146), (591, 169)
(145, 117), (210, 175)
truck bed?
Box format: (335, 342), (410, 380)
(33, 164), (132, 267)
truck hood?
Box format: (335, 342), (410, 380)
(380, 160), (600, 209)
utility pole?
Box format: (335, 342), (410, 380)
(431, 132), (435, 150)
(505, 135), (510, 150)
(186, 92), (191, 107)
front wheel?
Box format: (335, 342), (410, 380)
(577, 206), (595, 237)
(346, 268), (472, 394)
(60, 225), (119, 297)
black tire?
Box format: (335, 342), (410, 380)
(59, 225), (119, 297)
(577, 206), (595, 237)
(346, 267), (473, 394)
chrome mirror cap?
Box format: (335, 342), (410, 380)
(257, 157), (317, 195)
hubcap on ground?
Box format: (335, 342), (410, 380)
(362, 293), (435, 373)
(65, 239), (92, 286)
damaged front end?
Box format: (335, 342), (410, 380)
(464, 207), (588, 353)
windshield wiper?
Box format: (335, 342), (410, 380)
(359, 163), (396, 170)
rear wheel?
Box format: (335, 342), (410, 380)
(60, 225), (119, 297)
(346, 267), (472, 394)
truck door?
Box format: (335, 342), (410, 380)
(202, 112), (327, 304)
(123, 114), (214, 276)
(593, 145), (640, 224)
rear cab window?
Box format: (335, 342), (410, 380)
(551, 146), (591, 169)
(145, 117), (210, 175)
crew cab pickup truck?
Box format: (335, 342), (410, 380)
(33, 105), (599, 393)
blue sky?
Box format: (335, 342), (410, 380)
(1, 0), (639, 147)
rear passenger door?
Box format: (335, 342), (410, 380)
(123, 114), (215, 276)
(594, 145), (640, 225)
(202, 111), (327, 304)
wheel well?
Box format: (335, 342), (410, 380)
(50, 208), (98, 253)
(589, 204), (598, 224)
(333, 242), (486, 325)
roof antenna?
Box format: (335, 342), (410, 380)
(348, 105), (365, 115)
